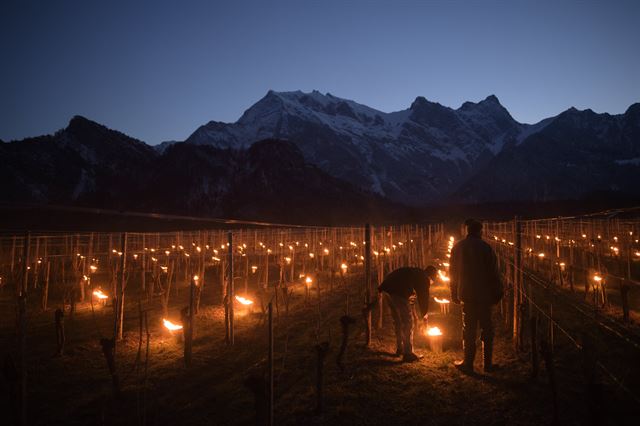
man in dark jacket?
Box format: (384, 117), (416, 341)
(450, 219), (503, 373)
(378, 266), (437, 362)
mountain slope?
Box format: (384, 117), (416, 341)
(1, 117), (400, 223)
(453, 104), (640, 202)
(184, 90), (526, 204)
(0, 116), (157, 207)
(181, 90), (640, 204)
(4, 91), (639, 214)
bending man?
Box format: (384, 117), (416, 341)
(378, 266), (437, 362)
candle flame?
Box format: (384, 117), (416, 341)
(92, 289), (108, 300)
(426, 326), (443, 336)
(235, 295), (254, 305)
(163, 318), (183, 331)
(434, 297), (450, 304)
(437, 270), (450, 282)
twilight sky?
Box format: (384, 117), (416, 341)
(1, 0), (639, 145)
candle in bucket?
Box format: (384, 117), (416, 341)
(434, 297), (450, 315)
(425, 326), (443, 353)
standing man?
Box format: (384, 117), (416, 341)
(450, 219), (503, 374)
(378, 266), (438, 362)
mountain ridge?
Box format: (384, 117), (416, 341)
(3, 91), (639, 212)
(182, 90), (639, 204)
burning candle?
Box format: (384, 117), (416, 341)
(235, 295), (254, 305)
(92, 289), (108, 300)
(163, 318), (183, 331)
(425, 326), (443, 353)
(434, 297), (450, 314)
(437, 270), (450, 283)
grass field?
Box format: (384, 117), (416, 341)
(1, 271), (639, 425)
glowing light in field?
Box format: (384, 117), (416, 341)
(93, 289), (108, 300)
(426, 326), (443, 336)
(340, 263), (348, 272)
(437, 270), (450, 282)
(235, 296), (254, 305)
(163, 319), (183, 331)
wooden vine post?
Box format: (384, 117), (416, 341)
(267, 301), (274, 426)
(513, 217), (522, 350)
(141, 234), (147, 295)
(227, 232), (235, 345)
(184, 275), (196, 367)
(17, 232), (30, 426)
(364, 223), (372, 347)
(116, 233), (127, 341)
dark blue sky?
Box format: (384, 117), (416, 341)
(2, 0), (639, 144)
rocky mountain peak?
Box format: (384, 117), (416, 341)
(481, 94), (501, 105)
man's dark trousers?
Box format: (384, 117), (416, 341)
(462, 303), (494, 366)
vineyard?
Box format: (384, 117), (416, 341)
(1, 211), (639, 425)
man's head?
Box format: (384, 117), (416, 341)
(465, 218), (483, 237)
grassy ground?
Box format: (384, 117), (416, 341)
(1, 274), (639, 425)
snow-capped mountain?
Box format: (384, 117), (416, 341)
(182, 90), (640, 204)
(1, 117), (400, 224)
(3, 91), (639, 218)
(454, 104), (640, 201)
(186, 90), (525, 203)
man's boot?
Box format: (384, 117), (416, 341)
(483, 338), (499, 372)
(454, 340), (475, 374)
(402, 327), (423, 362)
